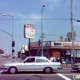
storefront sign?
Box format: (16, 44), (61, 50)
(54, 42), (62, 46)
(30, 42), (39, 47)
(53, 42), (63, 46)
(43, 41), (51, 46)
(63, 42), (80, 46)
(30, 41), (51, 47)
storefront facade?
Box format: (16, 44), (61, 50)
(30, 41), (80, 63)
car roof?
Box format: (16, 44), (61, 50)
(27, 56), (47, 58)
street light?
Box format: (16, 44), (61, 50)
(3, 14), (14, 58)
(41, 4), (45, 56)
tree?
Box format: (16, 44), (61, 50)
(60, 36), (63, 41)
(66, 31), (76, 41)
(0, 49), (4, 54)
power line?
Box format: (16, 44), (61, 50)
(44, 34), (80, 38)
(0, 18), (70, 21)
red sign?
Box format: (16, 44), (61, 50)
(24, 24), (35, 39)
(63, 42), (80, 46)
(30, 42), (39, 47)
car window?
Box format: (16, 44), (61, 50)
(36, 58), (48, 62)
(24, 58), (35, 63)
(45, 59), (49, 62)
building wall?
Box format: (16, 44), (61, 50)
(49, 49), (60, 59)
(53, 49), (60, 58)
(24, 41), (80, 59)
(31, 50), (36, 56)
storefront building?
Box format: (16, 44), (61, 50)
(30, 41), (80, 63)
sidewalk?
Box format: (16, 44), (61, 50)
(0, 58), (22, 66)
(62, 64), (72, 68)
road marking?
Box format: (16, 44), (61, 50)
(57, 73), (71, 80)
(0, 70), (3, 75)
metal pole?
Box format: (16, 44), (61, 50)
(70, 0), (75, 63)
(29, 38), (31, 56)
(3, 14), (14, 59)
(12, 16), (14, 58)
(41, 4), (45, 56)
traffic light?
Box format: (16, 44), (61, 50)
(12, 49), (15, 53)
(77, 20), (80, 22)
(12, 41), (15, 47)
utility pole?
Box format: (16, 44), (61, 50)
(41, 4), (45, 56)
(70, 0), (75, 63)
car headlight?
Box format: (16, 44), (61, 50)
(77, 65), (80, 68)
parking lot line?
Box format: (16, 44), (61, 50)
(57, 73), (71, 80)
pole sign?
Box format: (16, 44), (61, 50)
(24, 24), (35, 39)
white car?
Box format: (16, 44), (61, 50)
(0, 56), (61, 74)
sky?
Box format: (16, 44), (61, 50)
(0, 0), (80, 54)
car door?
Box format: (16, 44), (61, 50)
(21, 57), (35, 71)
(34, 58), (47, 71)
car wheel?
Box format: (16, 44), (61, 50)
(8, 67), (18, 74)
(44, 67), (52, 74)
(77, 70), (80, 73)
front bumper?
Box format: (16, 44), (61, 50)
(72, 66), (80, 71)
(0, 68), (8, 72)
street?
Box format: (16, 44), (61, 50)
(0, 69), (78, 80)
(0, 57), (80, 80)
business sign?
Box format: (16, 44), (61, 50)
(54, 42), (62, 46)
(43, 41), (51, 46)
(24, 24), (35, 39)
(51, 41), (63, 46)
(63, 42), (80, 46)
(30, 42), (39, 47)
(30, 41), (51, 47)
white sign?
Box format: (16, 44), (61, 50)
(43, 41), (51, 46)
(24, 24), (35, 39)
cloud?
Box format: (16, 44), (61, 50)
(43, 0), (61, 3)
(43, 0), (62, 10)
(8, 12), (41, 24)
(8, 12), (41, 19)
(30, 13), (41, 19)
(8, 12), (25, 18)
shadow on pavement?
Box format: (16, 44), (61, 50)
(1, 71), (56, 74)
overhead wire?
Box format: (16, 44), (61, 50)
(0, 18), (70, 21)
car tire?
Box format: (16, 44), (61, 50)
(44, 67), (52, 74)
(77, 70), (80, 73)
(8, 67), (18, 74)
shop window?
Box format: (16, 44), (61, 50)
(71, 50), (76, 57)
(66, 50), (70, 55)
(77, 50), (80, 57)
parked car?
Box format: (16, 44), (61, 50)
(72, 63), (80, 72)
(0, 56), (61, 74)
